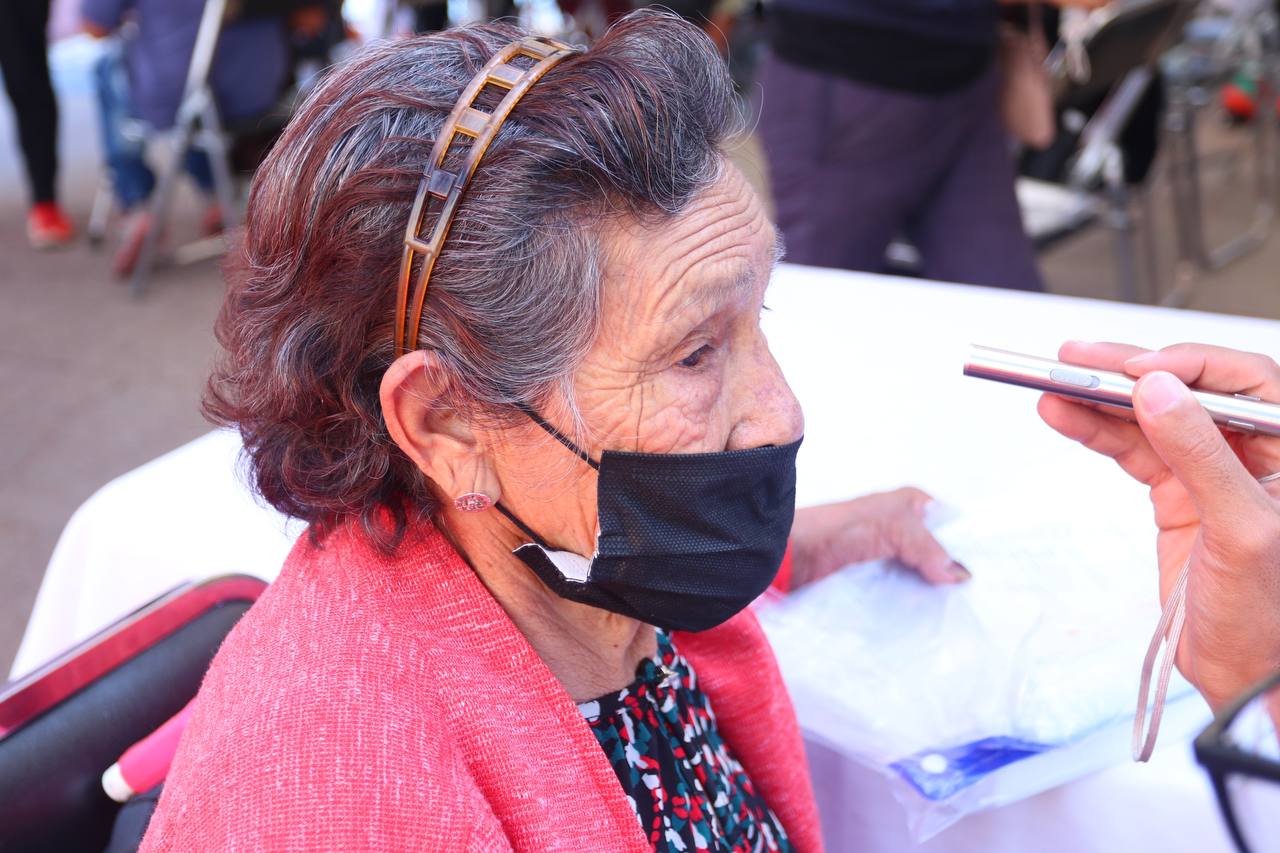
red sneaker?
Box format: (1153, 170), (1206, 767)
(27, 202), (75, 249)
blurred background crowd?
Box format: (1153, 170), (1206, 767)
(1, 0), (1279, 670)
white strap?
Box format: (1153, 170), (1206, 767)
(1132, 470), (1280, 761)
(1132, 555), (1190, 761)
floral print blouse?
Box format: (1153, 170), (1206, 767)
(579, 631), (794, 852)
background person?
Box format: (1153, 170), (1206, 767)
(756, 0), (1103, 291)
(82, 0), (291, 277)
(0, 0), (76, 249)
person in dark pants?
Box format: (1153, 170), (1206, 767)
(757, 0), (1100, 292)
(0, 0), (76, 249)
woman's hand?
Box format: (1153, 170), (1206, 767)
(1038, 341), (1280, 711)
(788, 488), (969, 590)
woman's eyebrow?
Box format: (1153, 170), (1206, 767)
(662, 229), (780, 320)
(698, 264), (758, 307)
(649, 268), (753, 355)
(771, 231), (786, 266)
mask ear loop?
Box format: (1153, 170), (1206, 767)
(1133, 470), (1280, 761)
(514, 402), (600, 470)
(492, 406), (603, 550)
(494, 501), (550, 548)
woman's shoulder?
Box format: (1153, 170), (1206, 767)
(141, 523), (509, 849)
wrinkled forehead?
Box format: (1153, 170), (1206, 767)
(597, 168), (780, 331)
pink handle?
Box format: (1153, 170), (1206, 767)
(118, 701), (195, 795)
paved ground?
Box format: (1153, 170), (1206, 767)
(2, 40), (1279, 675)
(1, 40), (225, 675)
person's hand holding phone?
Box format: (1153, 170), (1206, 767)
(1038, 341), (1280, 711)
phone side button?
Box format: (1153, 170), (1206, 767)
(1049, 368), (1101, 389)
(1226, 418), (1257, 432)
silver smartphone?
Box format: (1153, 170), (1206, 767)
(964, 344), (1280, 438)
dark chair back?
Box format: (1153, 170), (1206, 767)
(1053, 0), (1196, 108)
(0, 576), (266, 853)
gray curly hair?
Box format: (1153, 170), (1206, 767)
(204, 10), (742, 549)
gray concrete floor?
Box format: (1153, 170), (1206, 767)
(1, 41), (225, 674)
(2, 45), (1279, 676)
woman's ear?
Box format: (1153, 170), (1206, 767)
(380, 351), (499, 504)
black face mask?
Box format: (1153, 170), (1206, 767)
(497, 410), (801, 633)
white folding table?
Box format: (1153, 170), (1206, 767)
(18, 264), (1278, 852)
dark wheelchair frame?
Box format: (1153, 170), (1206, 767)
(0, 575), (265, 852)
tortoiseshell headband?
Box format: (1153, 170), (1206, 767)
(394, 35), (581, 357)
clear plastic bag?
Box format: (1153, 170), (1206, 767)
(757, 494), (1212, 841)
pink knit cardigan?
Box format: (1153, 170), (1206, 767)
(141, 520), (823, 851)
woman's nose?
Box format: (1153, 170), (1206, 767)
(725, 340), (804, 452)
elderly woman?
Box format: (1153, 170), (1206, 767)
(142, 13), (965, 851)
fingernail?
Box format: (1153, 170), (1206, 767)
(1125, 352), (1156, 368)
(949, 562), (971, 582)
(1138, 371), (1189, 416)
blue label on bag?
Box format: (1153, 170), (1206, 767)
(890, 737), (1052, 801)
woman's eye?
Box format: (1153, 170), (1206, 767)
(678, 345), (714, 369)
